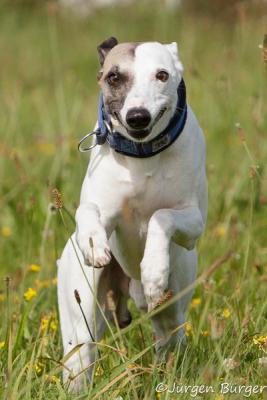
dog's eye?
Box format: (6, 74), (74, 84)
(156, 70), (169, 82)
(107, 72), (121, 86)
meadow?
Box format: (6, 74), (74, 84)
(0, 1), (267, 399)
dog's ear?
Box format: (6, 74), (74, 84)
(164, 42), (184, 74)
(97, 37), (118, 66)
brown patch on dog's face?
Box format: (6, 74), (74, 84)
(97, 41), (140, 116)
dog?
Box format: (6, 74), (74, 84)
(57, 37), (208, 391)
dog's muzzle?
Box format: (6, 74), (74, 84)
(126, 108), (151, 130)
(117, 107), (167, 140)
(124, 107), (151, 139)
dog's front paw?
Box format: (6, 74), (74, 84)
(77, 232), (111, 267)
(141, 253), (170, 312)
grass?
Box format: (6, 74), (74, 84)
(0, 1), (267, 399)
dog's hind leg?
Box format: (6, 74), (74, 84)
(112, 261), (132, 328)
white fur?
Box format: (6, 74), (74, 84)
(57, 42), (208, 392)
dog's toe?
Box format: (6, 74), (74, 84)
(94, 248), (112, 267)
(83, 245), (111, 267)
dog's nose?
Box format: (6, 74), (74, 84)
(126, 108), (151, 130)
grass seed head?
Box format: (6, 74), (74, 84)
(106, 290), (116, 312)
(74, 289), (81, 305)
(89, 237), (94, 248)
(155, 289), (173, 308)
(51, 188), (63, 209)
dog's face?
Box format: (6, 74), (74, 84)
(97, 37), (183, 142)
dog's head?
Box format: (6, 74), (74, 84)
(97, 37), (184, 142)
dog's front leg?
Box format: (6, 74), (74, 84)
(76, 203), (115, 267)
(141, 206), (204, 310)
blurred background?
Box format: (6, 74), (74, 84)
(0, 0), (266, 276)
(0, 2), (267, 397)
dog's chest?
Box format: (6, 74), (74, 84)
(116, 155), (187, 225)
(92, 144), (193, 232)
(110, 159), (187, 279)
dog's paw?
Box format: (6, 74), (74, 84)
(77, 232), (111, 267)
(144, 286), (166, 312)
(141, 253), (170, 312)
(90, 244), (112, 267)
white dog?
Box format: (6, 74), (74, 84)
(57, 37), (207, 391)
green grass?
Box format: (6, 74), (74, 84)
(0, 1), (267, 399)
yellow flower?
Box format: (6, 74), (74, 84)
(50, 318), (58, 331)
(215, 225), (226, 238)
(41, 314), (58, 332)
(1, 227), (12, 237)
(0, 341), (5, 349)
(45, 374), (60, 383)
(0, 294), (5, 302)
(28, 264), (41, 272)
(191, 297), (201, 308)
(201, 330), (210, 337)
(50, 375), (59, 383)
(222, 308), (231, 319)
(253, 335), (267, 347)
(41, 317), (49, 332)
(95, 366), (104, 376)
(24, 288), (37, 301)
(185, 322), (193, 336)
(35, 361), (45, 375)
(215, 395), (224, 400)
(127, 363), (136, 370)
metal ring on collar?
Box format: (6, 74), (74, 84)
(78, 131), (98, 152)
(103, 119), (112, 133)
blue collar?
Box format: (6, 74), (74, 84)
(84, 79), (187, 158)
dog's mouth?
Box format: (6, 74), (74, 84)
(113, 108), (167, 141)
